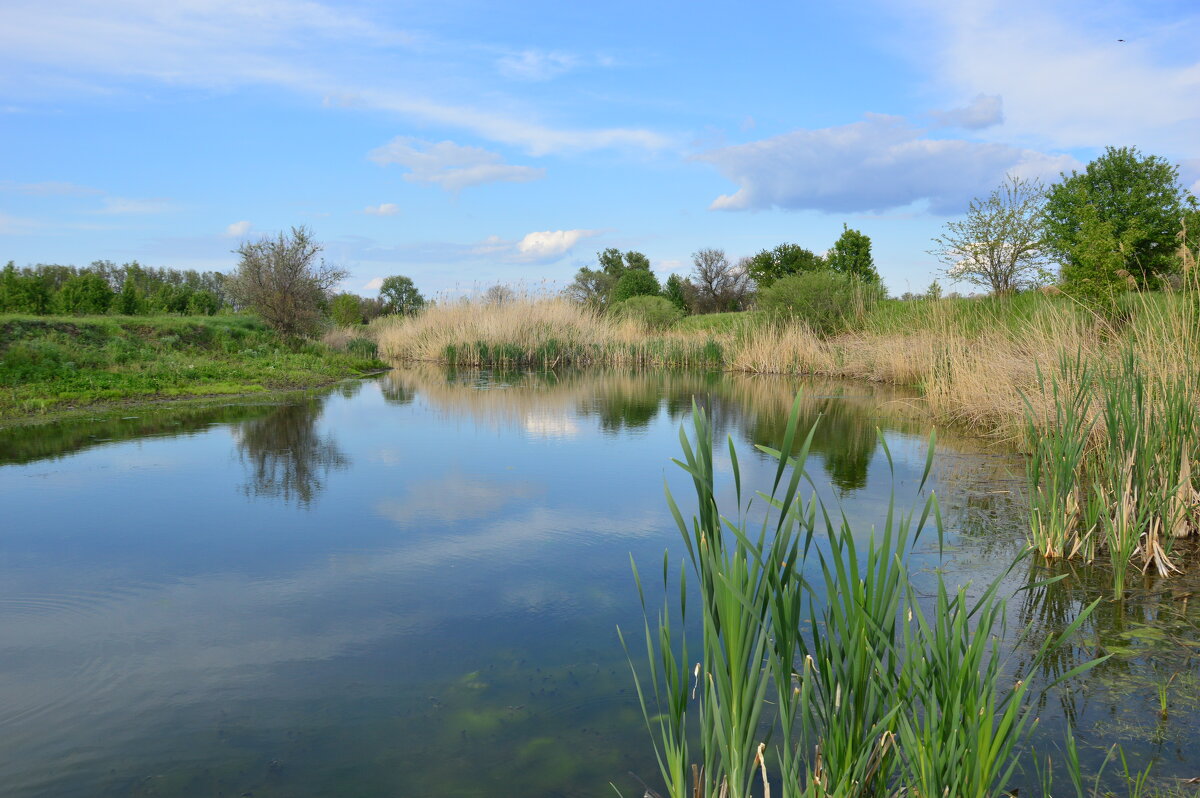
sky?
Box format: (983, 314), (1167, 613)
(1, 0), (1198, 298)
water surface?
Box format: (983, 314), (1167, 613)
(0, 368), (1195, 796)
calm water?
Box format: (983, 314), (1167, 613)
(1, 367), (1197, 797)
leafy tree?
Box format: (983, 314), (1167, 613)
(827, 224), (880, 282)
(745, 243), (825, 288)
(58, 273), (114, 315)
(925, 279), (943, 301)
(612, 268), (661, 303)
(566, 248), (653, 308)
(930, 175), (1050, 295)
(690, 248), (751, 313)
(227, 226), (348, 336)
(1044, 146), (1191, 289)
(662, 273), (688, 312)
(331, 293), (365, 326)
(187, 290), (220, 316)
(116, 276), (148, 315)
(378, 274), (426, 316)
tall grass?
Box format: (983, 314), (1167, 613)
(623, 393), (1102, 798)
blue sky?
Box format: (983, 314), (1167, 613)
(2, 0), (1198, 298)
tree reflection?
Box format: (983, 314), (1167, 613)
(234, 396), (348, 506)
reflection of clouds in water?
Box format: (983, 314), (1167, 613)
(522, 410), (579, 439)
(0, 502), (663, 742)
(375, 472), (542, 527)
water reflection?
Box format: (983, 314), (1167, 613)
(234, 396), (348, 506)
(388, 366), (937, 495)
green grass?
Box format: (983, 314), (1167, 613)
(672, 310), (766, 335)
(0, 313), (386, 420)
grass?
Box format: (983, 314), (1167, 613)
(0, 313), (385, 420)
(623, 391), (1105, 798)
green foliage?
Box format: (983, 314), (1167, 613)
(757, 271), (884, 335)
(0, 314), (383, 418)
(1044, 146), (1190, 290)
(744, 243), (825, 288)
(187, 290), (220, 316)
(379, 274), (426, 316)
(567, 248), (655, 308)
(662, 273), (688, 312)
(331, 293), (365, 326)
(58, 273), (114, 315)
(612, 268), (661, 303)
(609, 295), (683, 329)
(826, 224), (880, 282)
(930, 175), (1050, 295)
(116, 276), (148, 315)
(625, 396), (1100, 798)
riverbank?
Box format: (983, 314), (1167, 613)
(0, 314), (386, 422)
(370, 291), (1198, 445)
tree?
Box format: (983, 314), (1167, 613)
(1043, 146), (1190, 289)
(565, 248), (653, 309)
(929, 175), (1050, 295)
(58, 272), (114, 315)
(331, 293), (365, 326)
(116, 275), (148, 315)
(379, 274), (426, 316)
(690, 248), (751, 313)
(827, 224), (880, 282)
(482, 284), (515, 305)
(227, 226), (348, 336)
(662, 273), (688, 312)
(745, 243), (825, 288)
(612, 268), (661, 303)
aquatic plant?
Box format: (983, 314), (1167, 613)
(623, 392), (1101, 798)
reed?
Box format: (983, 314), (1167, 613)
(623, 392), (1102, 798)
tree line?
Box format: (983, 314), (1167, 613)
(930, 146), (1200, 299)
(565, 223), (882, 325)
(0, 260), (229, 316)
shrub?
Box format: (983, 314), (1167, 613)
(612, 268), (661, 303)
(331, 293), (364, 326)
(610, 295), (683, 330)
(757, 270), (884, 336)
(58, 273), (114, 315)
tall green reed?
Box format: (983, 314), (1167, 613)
(623, 392), (1101, 798)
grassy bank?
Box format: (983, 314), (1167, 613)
(0, 314), (384, 421)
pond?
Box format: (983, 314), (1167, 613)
(1, 367), (1197, 797)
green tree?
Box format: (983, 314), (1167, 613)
(757, 271), (884, 336)
(662, 273), (688, 312)
(930, 175), (1050, 295)
(58, 273), (114, 315)
(827, 224), (880, 282)
(1044, 146), (1190, 290)
(116, 276), (148, 315)
(227, 226), (349, 336)
(187, 290), (220, 316)
(565, 248), (653, 308)
(379, 275), (425, 316)
(745, 243), (825, 288)
(331, 293), (365, 325)
(612, 268), (661, 303)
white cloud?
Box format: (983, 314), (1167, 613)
(514, 229), (598, 261)
(904, 0), (1200, 154)
(225, 220), (252, 237)
(0, 1), (669, 156)
(696, 114), (1077, 215)
(363, 277), (384, 291)
(93, 196), (173, 214)
(0, 212), (39, 234)
(930, 94), (1004, 130)
(369, 137), (546, 191)
(363, 202), (400, 216)
(497, 49), (579, 81)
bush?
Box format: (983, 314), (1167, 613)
(611, 268), (661, 303)
(610, 295), (684, 330)
(757, 271), (884, 336)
